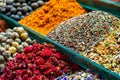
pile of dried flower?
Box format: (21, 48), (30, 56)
(82, 28), (120, 74)
(0, 43), (80, 80)
(0, 27), (36, 72)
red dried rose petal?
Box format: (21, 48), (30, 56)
(33, 70), (40, 75)
(24, 46), (33, 53)
(16, 54), (25, 60)
(0, 76), (4, 80)
(0, 43), (80, 80)
(34, 57), (45, 65)
(55, 53), (61, 59)
(33, 43), (40, 53)
(40, 48), (54, 57)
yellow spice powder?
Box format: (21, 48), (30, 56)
(19, 0), (87, 35)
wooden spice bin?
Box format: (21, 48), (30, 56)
(0, 13), (120, 80)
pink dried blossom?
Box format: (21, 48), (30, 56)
(55, 53), (61, 59)
(0, 43), (80, 80)
(34, 57), (45, 65)
(24, 46), (33, 53)
(33, 43), (40, 53)
(40, 48), (54, 57)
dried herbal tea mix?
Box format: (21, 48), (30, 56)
(47, 11), (120, 53)
(82, 28), (120, 74)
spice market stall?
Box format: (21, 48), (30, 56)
(0, 13), (106, 80)
(0, 0), (120, 80)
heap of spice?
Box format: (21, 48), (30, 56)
(19, 0), (87, 35)
(82, 28), (120, 74)
(47, 11), (120, 53)
(0, 27), (36, 72)
(0, 43), (81, 80)
(0, 19), (8, 32)
(55, 70), (105, 80)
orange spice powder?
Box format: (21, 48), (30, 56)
(19, 0), (87, 35)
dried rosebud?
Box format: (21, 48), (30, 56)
(0, 76), (4, 80)
(40, 75), (48, 80)
(33, 70), (40, 75)
(16, 70), (23, 75)
(26, 53), (33, 59)
(33, 43), (40, 53)
(0, 43), (80, 80)
(44, 68), (54, 75)
(40, 48), (54, 57)
(24, 46), (33, 53)
(56, 70), (63, 76)
(16, 54), (25, 60)
(55, 53), (61, 59)
(34, 57), (45, 65)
